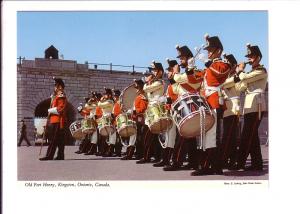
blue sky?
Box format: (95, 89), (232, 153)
(17, 11), (268, 71)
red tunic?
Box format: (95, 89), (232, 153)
(49, 95), (67, 128)
(165, 84), (178, 110)
(112, 101), (121, 117)
(95, 106), (103, 119)
(167, 84), (178, 102)
(134, 94), (148, 114)
(204, 60), (231, 109)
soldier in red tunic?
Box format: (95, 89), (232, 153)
(121, 79), (148, 160)
(164, 45), (201, 171)
(190, 34), (231, 175)
(111, 89), (123, 157)
(40, 77), (67, 161)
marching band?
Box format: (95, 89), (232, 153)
(40, 33), (268, 176)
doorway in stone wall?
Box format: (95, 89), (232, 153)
(34, 98), (77, 145)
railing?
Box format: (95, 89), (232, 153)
(17, 56), (150, 74)
(85, 61), (149, 73)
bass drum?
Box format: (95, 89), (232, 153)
(119, 84), (136, 112)
(171, 93), (215, 138)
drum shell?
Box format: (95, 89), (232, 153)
(81, 118), (96, 134)
(69, 120), (86, 140)
(146, 102), (173, 134)
(171, 93), (215, 138)
(96, 116), (114, 136)
(116, 113), (137, 137)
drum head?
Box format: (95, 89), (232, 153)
(120, 84), (137, 112)
(82, 128), (96, 134)
(179, 112), (215, 138)
(72, 131), (85, 140)
(118, 125), (137, 138)
(149, 118), (173, 134)
(99, 126), (114, 136)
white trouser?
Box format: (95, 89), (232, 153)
(90, 130), (98, 145)
(128, 134), (136, 146)
(165, 121), (177, 148)
(197, 109), (217, 150)
(108, 131), (116, 145)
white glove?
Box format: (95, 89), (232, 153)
(88, 112), (95, 119)
(187, 58), (195, 69)
(77, 106), (83, 112)
(127, 109), (133, 114)
(158, 96), (167, 103)
(48, 107), (59, 115)
(198, 53), (208, 63)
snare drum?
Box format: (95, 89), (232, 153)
(96, 115), (114, 136)
(81, 118), (96, 134)
(69, 120), (86, 140)
(171, 93), (215, 138)
(116, 113), (137, 137)
(145, 101), (173, 134)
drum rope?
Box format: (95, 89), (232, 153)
(198, 106), (206, 151)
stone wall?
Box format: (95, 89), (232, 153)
(17, 58), (143, 143)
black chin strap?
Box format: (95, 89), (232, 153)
(251, 56), (260, 69)
(209, 48), (218, 59)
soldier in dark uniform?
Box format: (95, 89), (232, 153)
(39, 77), (67, 161)
(18, 119), (31, 147)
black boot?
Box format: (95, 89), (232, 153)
(136, 158), (151, 164)
(103, 144), (114, 157)
(163, 162), (181, 171)
(75, 142), (84, 153)
(121, 146), (135, 160)
(54, 156), (64, 160)
(121, 147), (130, 160)
(127, 146), (135, 160)
(114, 136), (123, 157)
(75, 149), (82, 154)
(84, 144), (97, 155)
(83, 142), (92, 155)
(153, 148), (171, 167)
(244, 165), (263, 171)
(191, 168), (214, 176)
